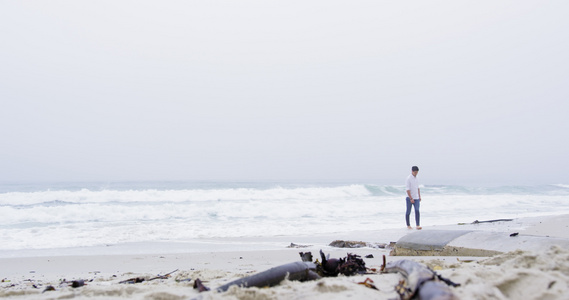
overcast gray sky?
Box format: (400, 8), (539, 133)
(1, 1), (568, 185)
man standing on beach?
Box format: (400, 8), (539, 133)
(405, 166), (422, 230)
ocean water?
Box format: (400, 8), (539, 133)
(1, 181), (569, 254)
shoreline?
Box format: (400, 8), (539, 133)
(3, 212), (567, 259)
(1, 213), (568, 299)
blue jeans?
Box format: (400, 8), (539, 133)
(405, 197), (420, 226)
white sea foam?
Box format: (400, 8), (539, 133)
(1, 182), (568, 252)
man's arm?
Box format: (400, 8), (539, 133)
(407, 190), (414, 203)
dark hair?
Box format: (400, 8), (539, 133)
(412, 166), (419, 172)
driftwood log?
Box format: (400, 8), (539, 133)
(384, 259), (459, 300)
(472, 219), (513, 224)
(194, 251), (373, 295)
(215, 261), (320, 292)
(119, 269), (179, 284)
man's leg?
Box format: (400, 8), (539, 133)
(405, 197), (413, 229)
(413, 200), (421, 229)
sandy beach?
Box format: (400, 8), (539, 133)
(1, 214), (569, 300)
(4, 0), (569, 298)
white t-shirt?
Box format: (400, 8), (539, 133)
(405, 174), (420, 199)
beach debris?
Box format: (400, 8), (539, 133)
(317, 250), (340, 276)
(119, 269), (179, 284)
(328, 240), (387, 249)
(194, 278), (210, 292)
(197, 251), (370, 294)
(299, 251), (313, 262)
(456, 258), (475, 263)
(329, 240), (367, 248)
(316, 250), (368, 277)
(42, 285), (56, 293)
(472, 219), (513, 224)
(358, 278), (379, 290)
(395, 279), (412, 297)
(458, 218), (514, 225)
(71, 280), (85, 288)
(58, 279), (87, 288)
(287, 242), (312, 248)
(149, 269), (179, 281)
(24, 279), (39, 289)
(381, 255), (387, 272)
(383, 256), (459, 300)
(119, 277), (146, 284)
(510, 232), (519, 237)
(58, 278), (91, 288)
(214, 261), (320, 292)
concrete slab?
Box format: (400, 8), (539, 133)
(395, 230), (473, 251)
(448, 231), (569, 253)
(392, 230), (569, 257)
